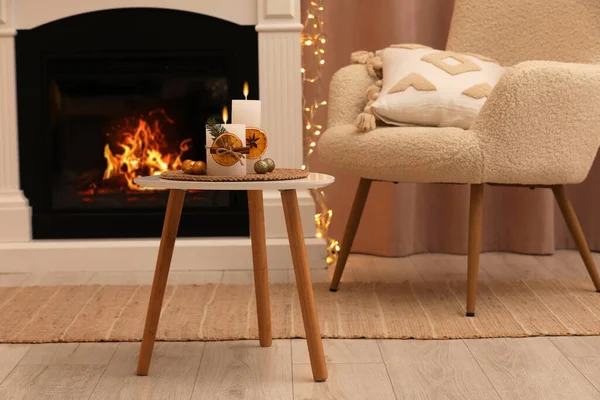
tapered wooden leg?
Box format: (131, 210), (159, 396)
(466, 184), (484, 317)
(330, 178), (372, 291)
(552, 185), (600, 291)
(281, 189), (327, 382)
(137, 189), (186, 376)
(247, 190), (272, 347)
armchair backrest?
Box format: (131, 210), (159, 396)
(446, 0), (600, 65)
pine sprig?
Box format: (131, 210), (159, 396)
(207, 118), (226, 139)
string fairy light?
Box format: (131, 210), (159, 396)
(301, 0), (339, 265)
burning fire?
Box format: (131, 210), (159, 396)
(103, 109), (192, 190)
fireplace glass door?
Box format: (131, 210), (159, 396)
(49, 54), (226, 210)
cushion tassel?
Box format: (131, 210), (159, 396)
(355, 112), (377, 132)
(351, 50), (374, 65)
(355, 80), (382, 132)
(366, 55), (383, 79)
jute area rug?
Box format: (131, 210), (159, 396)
(1, 279), (600, 343)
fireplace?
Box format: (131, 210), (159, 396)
(15, 8), (258, 239)
(0, 0), (323, 273)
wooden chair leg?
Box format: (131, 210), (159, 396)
(281, 189), (327, 382)
(329, 178), (372, 291)
(466, 184), (484, 317)
(137, 189), (186, 376)
(247, 190), (272, 347)
(552, 185), (600, 291)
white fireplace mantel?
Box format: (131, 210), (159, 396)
(13, 0), (259, 29)
(0, 0), (325, 272)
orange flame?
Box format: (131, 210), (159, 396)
(222, 106), (229, 124)
(243, 82), (249, 100)
(103, 109), (192, 190)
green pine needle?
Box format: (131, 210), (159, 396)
(207, 117), (226, 140)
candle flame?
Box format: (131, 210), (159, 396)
(222, 106), (229, 124)
(243, 82), (249, 100)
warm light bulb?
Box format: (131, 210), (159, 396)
(300, 67), (306, 73)
(243, 82), (249, 100)
(302, 1), (335, 264)
(222, 106), (229, 124)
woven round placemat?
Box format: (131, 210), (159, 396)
(160, 168), (309, 182)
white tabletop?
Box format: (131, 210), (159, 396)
(134, 172), (335, 191)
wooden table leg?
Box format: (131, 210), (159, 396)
(280, 189), (327, 382)
(247, 190), (272, 347)
(137, 189), (186, 376)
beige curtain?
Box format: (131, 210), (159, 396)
(305, 0), (600, 256)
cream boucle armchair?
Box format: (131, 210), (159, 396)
(320, 0), (600, 316)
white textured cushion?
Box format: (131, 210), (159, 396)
(371, 44), (505, 129)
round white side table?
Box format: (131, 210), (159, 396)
(134, 173), (335, 382)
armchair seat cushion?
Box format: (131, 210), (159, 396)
(319, 124), (484, 184)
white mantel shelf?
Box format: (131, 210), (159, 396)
(0, 0), (326, 272)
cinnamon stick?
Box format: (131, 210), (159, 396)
(209, 146), (250, 154)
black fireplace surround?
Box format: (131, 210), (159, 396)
(16, 8), (258, 239)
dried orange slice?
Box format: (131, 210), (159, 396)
(211, 133), (244, 166)
(245, 127), (267, 160)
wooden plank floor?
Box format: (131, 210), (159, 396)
(1, 250), (600, 399)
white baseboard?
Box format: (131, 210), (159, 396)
(0, 237), (327, 272)
(0, 191), (32, 242)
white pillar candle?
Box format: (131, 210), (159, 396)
(206, 123), (246, 176)
(232, 100), (262, 173)
(232, 99), (261, 128)
(232, 83), (263, 173)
